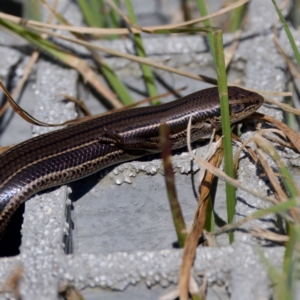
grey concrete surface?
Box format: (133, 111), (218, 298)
(0, 0), (298, 299)
(0, 244), (285, 299)
(0, 46), (23, 146)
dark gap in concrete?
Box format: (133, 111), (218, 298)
(0, 203), (24, 257)
(0, 1), (23, 17)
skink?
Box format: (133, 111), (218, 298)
(0, 86), (263, 236)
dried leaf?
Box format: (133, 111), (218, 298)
(246, 112), (300, 154)
(250, 227), (289, 243)
(0, 81), (69, 127)
(179, 135), (223, 300)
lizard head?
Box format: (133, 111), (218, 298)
(228, 86), (264, 123)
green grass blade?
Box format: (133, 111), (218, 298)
(256, 136), (299, 199)
(25, 0), (42, 21)
(195, 0), (216, 63)
(76, 0), (93, 26)
(212, 198), (297, 236)
(108, 0), (120, 40)
(213, 30), (236, 243)
(125, 0), (160, 104)
(40, 0), (133, 105)
(271, 0), (300, 67)
(258, 247), (281, 283)
(160, 124), (188, 247)
(77, 0), (103, 28)
(152, 26), (236, 243)
(89, 0), (105, 28)
(275, 160), (299, 200)
(101, 63), (133, 105)
(282, 224), (299, 299)
(204, 195), (215, 232)
(286, 90), (296, 130)
(0, 19), (69, 59)
(0, 19), (125, 107)
(229, 0), (246, 32)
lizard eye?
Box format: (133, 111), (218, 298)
(231, 104), (245, 114)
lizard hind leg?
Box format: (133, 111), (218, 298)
(98, 128), (160, 153)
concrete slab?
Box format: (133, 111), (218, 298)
(0, 0), (298, 299)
